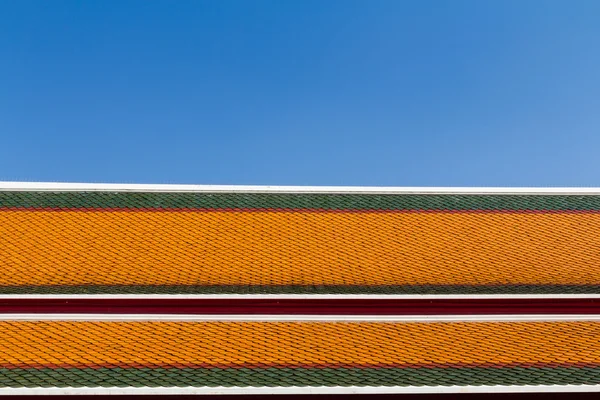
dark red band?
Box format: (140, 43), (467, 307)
(1, 298), (598, 315)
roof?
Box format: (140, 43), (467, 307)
(1, 319), (599, 388)
(0, 182), (599, 395)
(2, 183), (600, 295)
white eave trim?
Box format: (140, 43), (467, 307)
(1, 181), (600, 195)
(0, 294), (597, 299)
(0, 384), (599, 395)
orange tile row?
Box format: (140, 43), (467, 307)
(1, 210), (600, 286)
(0, 321), (598, 368)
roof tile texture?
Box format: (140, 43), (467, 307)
(0, 321), (598, 369)
(1, 209), (600, 287)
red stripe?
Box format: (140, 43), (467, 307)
(1, 207), (600, 214)
(0, 298), (598, 315)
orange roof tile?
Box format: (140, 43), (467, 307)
(0, 320), (598, 388)
(1, 320), (598, 369)
(1, 189), (600, 293)
(1, 185), (600, 392)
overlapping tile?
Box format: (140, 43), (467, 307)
(1, 185), (599, 394)
(1, 191), (600, 294)
(0, 320), (599, 387)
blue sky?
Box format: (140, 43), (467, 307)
(1, 0), (599, 186)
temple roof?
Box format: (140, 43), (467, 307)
(0, 183), (599, 395)
(1, 319), (599, 388)
(1, 185), (600, 295)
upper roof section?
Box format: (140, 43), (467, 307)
(2, 182), (600, 295)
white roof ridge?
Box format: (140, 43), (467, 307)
(1, 181), (600, 194)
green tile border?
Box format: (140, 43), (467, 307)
(2, 192), (600, 210)
(0, 284), (599, 294)
(1, 367), (599, 388)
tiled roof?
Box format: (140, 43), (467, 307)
(1, 184), (599, 395)
(1, 320), (599, 387)
(1, 190), (600, 294)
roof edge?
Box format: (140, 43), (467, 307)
(0, 384), (598, 395)
(2, 314), (600, 321)
(2, 182), (600, 195)
(0, 294), (598, 299)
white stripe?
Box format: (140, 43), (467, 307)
(1, 181), (600, 194)
(1, 314), (600, 322)
(0, 294), (597, 299)
(0, 385), (598, 395)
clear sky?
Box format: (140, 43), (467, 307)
(1, 1), (599, 186)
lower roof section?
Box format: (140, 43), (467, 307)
(0, 318), (599, 392)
